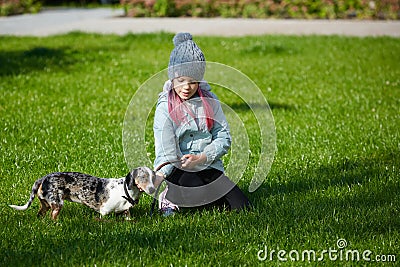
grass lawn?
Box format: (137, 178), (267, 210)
(0, 32), (399, 266)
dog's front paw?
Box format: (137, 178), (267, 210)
(120, 209), (134, 221)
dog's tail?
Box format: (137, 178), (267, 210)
(9, 177), (44, 211)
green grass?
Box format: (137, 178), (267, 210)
(1, 32), (399, 266)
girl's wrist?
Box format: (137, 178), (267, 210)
(156, 171), (166, 178)
(154, 172), (166, 187)
(198, 153), (207, 164)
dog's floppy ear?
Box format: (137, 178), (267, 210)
(126, 169), (138, 187)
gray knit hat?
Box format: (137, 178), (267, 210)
(168, 32), (206, 81)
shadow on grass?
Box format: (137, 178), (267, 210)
(256, 150), (399, 197)
(249, 149), (399, 234)
(241, 42), (299, 56)
(228, 101), (296, 111)
(0, 46), (76, 76)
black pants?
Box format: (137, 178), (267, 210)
(166, 168), (251, 211)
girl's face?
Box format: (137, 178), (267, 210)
(173, 76), (199, 100)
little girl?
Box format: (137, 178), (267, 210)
(154, 33), (250, 216)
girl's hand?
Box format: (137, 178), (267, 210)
(181, 154), (207, 169)
(154, 172), (165, 188)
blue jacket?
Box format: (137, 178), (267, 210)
(153, 83), (231, 176)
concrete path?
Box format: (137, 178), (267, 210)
(1, 8), (399, 37)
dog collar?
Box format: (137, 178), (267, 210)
(122, 180), (139, 206)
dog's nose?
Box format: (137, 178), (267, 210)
(148, 187), (155, 194)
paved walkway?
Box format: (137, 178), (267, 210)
(1, 8), (399, 37)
